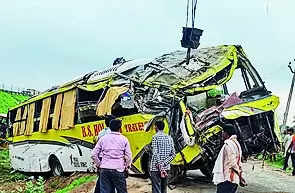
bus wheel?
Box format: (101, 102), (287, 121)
(168, 165), (182, 184)
(49, 156), (64, 176)
(200, 167), (213, 180)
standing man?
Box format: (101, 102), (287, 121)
(286, 130), (295, 176)
(92, 115), (116, 193)
(91, 119), (132, 193)
(213, 123), (246, 193)
(94, 115), (116, 144)
(150, 120), (176, 193)
(282, 128), (293, 171)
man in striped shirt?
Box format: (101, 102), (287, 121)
(150, 120), (176, 193)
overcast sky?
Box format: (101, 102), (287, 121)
(1, 0), (295, 124)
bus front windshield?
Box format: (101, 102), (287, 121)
(224, 64), (266, 99)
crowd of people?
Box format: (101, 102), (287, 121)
(91, 116), (248, 193)
(91, 117), (176, 193)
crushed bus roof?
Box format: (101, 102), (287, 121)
(11, 45), (251, 110)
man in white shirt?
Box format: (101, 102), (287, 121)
(93, 115), (116, 144)
(213, 123), (246, 193)
(282, 128), (293, 170)
(286, 130), (295, 176)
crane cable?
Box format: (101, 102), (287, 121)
(192, 0), (198, 28)
(185, 0), (198, 65)
(186, 0), (198, 28)
(186, 0), (189, 27)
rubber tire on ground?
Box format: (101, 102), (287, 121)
(50, 157), (64, 176)
(142, 154), (151, 179)
(200, 167), (213, 180)
(168, 165), (183, 184)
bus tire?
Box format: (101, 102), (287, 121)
(49, 156), (64, 176)
(200, 167), (213, 180)
(168, 165), (183, 184)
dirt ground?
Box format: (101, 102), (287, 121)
(73, 159), (294, 193)
(45, 173), (94, 193)
(1, 159), (292, 193)
(0, 172), (93, 193)
(69, 180), (96, 193)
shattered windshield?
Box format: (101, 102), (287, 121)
(225, 65), (264, 98)
(225, 68), (247, 96)
(186, 92), (207, 114)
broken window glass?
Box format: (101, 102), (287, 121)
(225, 65), (266, 100)
(225, 68), (246, 96)
(111, 91), (138, 117)
(120, 91), (135, 109)
(186, 92), (207, 114)
(47, 95), (56, 130)
(77, 88), (106, 123)
(33, 100), (42, 132)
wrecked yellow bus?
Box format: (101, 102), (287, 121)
(7, 45), (280, 178)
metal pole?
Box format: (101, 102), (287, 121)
(186, 48), (191, 65)
(282, 61), (295, 128)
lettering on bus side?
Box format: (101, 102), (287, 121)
(81, 123), (105, 138)
(13, 155), (24, 161)
(81, 121), (146, 137)
(124, 122), (145, 133)
(80, 162), (87, 167)
(93, 123), (105, 136)
(73, 157), (80, 167)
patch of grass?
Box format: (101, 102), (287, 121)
(265, 153), (285, 168)
(0, 149), (26, 183)
(0, 90), (30, 114)
(24, 177), (45, 193)
(258, 152), (293, 174)
(55, 175), (96, 193)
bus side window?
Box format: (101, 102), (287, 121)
(77, 88), (106, 123)
(12, 107), (22, 136)
(96, 88), (137, 118)
(111, 92), (138, 117)
(47, 95), (56, 130)
(19, 105), (28, 135)
(49, 90), (75, 130)
(23, 103), (35, 136)
(33, 100), (42, 132)
(52, 93), (63, 130)
(39, 97), (52, 133)
(59, 89), (76, 129)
